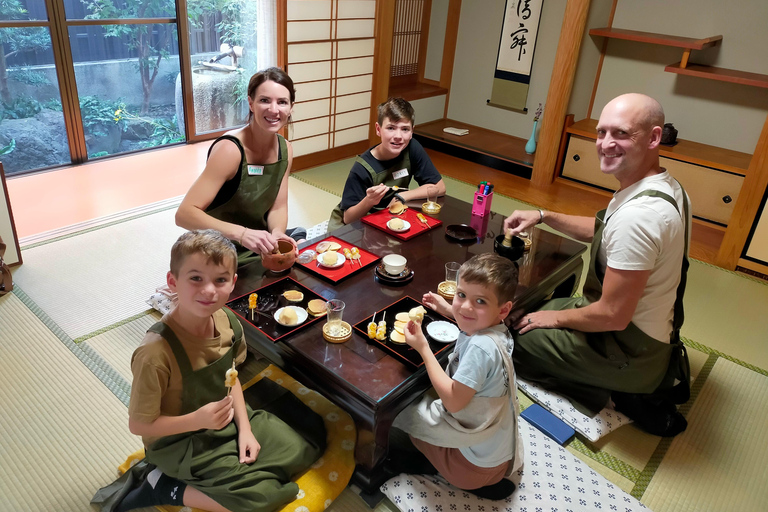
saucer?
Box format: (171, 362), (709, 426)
(376, 263), (411, 280)
(375, 264), (414, 285)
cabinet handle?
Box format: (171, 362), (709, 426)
(722, 195), (732, 204)
(573, 154), (580, 162)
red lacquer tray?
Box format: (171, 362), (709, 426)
(361, 207), (442, 241)
(296, 236), (380, 284)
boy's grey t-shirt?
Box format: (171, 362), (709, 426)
(449, 323), (517, 468)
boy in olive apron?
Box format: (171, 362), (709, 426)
(105, 230), (321, 512)
(328, 98), (445, 232)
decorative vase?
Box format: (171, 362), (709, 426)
(661, 123), (678, 145)
(525, 120), (538, 154)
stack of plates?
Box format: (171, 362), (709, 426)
(374, 263), (414, 285)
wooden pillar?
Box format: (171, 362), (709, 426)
(531, 0), (592, 187)
(371, 0), (396, 144)
(716, 113), (768, 269)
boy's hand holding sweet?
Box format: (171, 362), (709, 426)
(196, 395), (234, 430)
(404, 320), (429, 353)
(422, 291), (453, 319)
(238, 429), (261, 463)
(365, 184), (389, 207)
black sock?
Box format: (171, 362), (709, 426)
(116, 469), (186, 512)
(612, 391), (687, 437)
(385, 445), (438, 476)
(466, 479), (516, 500)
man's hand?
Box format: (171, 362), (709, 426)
(503, 210), (540, 237)
(238, 429), (261, 463)
(422, 291), (453, 319)
(404, 320), (430, 353)
(195, 396), (234, 431)
(365, 184), (389, 208)
(241, 228), (278, 255)
(273, 231), (299, 255)
(514, 310), (560, 335)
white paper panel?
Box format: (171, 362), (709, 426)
(288, 61), (332, 83)
(287, 21), (330, 42)
(292, 98), (331, 122)
(294, 80), (331, 102)
(337, 56), (373, 77)
(337, 19), (375, 39)
(338, 0), (376, 19)
(335, 109), (369, 131)
(337, 38), (375, 59)
(287, 0), (331, 20)
(336, 74), (372, 96)
(336, 92), (371, 113)
(291, 134), (329, 157)
(288, 42), (332, 63)
(292, 116), (330, 140)
(334, 125), (369, 147)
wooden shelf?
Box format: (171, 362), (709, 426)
(566, 118), (752, 176)
(665, 62), (768, 89)
(589, 28), (722, 50)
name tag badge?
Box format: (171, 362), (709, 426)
(247, 165), (264, 176)
(392, 168), (409, 180)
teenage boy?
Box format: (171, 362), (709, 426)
(392, 253), (523, 500)
(113, 230), (320, 512)
(327, 97), (446, 231)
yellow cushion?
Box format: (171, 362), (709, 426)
(118, 364), (357, 512)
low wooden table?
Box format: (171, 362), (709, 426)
(233, 195), (586, 494)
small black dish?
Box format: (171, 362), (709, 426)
(494, 234), (525, 261)
(445, 224), (477, 242)
(375, 265), (414, 285)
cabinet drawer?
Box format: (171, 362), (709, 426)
(661, 158), (743, 225)
(561, 135), (616, 190)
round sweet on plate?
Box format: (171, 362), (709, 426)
(390, 330), (406, 344)
(307, 299), (327, 316)
(389, 201), (406, 214)
(283, 290), (304, 302)
(426, 321), (460, 343)
(317, 251), (344, 268)
(395, 312), (410, 323)
(274, 306), (308, 326)
(387, 218), (411, 232)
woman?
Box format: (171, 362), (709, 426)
(176, 67), (305, 266)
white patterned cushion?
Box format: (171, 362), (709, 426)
(380, 419), (650, 512)
(517, 379), (632, 442)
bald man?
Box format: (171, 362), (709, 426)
(504, 94), (691, 437)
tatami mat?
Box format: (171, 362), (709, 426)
(643, 358), (768, 512)
(0, 293), (142, 511)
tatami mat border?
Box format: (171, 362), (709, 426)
(683, 336), (768, 376)
(567, 437), (643, 482)
(630, 352), (718, 500)
(10, 285), (132, 405)
(73, 309), (157, 344)
(291, 174), (343, 198)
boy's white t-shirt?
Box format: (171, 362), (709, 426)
(449, 324), (517, 468)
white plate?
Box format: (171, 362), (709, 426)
(426, 321), (460, 343)
(274, 306), (308, 326)
(316, 251), (345, 268)
(386, 219), (411, 232)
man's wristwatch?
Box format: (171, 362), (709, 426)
(394, 192), (406, 204)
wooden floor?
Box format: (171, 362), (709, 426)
(6, 139), (722, 265)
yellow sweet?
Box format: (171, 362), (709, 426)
(321, 251), (339, 266)
(224, 367), (238, 387)
(409, 306), (426, 323)
(279, 307), (299, 326)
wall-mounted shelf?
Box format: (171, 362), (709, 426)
(665, 62), (768, 89)
(588, 28), (722, 50)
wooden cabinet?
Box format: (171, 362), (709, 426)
(744, 193), (768, 264)
(561, 123), (747, 226)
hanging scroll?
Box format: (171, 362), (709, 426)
(488, 0), (544, 112)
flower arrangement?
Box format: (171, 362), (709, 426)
(533, 103), (543, 122)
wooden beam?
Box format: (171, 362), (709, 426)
(417, 0), (432, 82)
(717, 113), (768, 269)
(532, 0), (592, 187)
(371, 0), (396, 144)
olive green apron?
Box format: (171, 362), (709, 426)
(514, 185), (691, 415)
(142, 309), (320, 512)
(327, 147), (412, 232)
(206, 135), (289, 265)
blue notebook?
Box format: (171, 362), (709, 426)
(520, 404), (576, 445)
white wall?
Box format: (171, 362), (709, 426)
(411, 95), (447, 125)
(447, 0), (565, 138)
(592, 0), (768, 154)
(424, 0), (449, 82)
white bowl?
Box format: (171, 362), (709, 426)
(382, 254), (407, 275)
(274, 306), (308, 326)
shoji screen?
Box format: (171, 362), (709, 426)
(286, 0), (376, 158)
